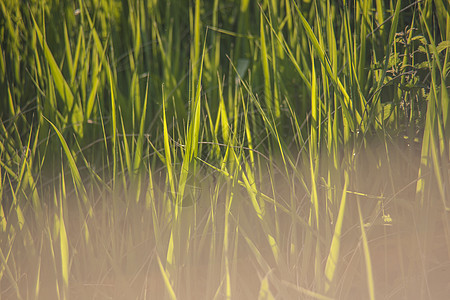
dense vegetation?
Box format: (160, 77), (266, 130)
(1, 0), (449, 299)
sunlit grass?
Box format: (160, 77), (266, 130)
(1, 0), (449, 299)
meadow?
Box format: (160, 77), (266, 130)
(0, 0), (449, 299)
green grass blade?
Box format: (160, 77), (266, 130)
(133, 76), (149, 174)
(0, 244), (22, 300)
(59, 164), (69, 299)
(162, 85), (176, 201)
(119, 108), (132, 178)
(324, 171), (349, 292)
(281, 280), (334, 300)
(44, 117), (89, 210)
(32, 14), (74, 108)
(291, 0), (358, 130)
(157, 254), (177, 300)
(63, 21), (73, 80)
(261, 9), (311, 92)
(357, 197), (375, 300)
(32, 12), (83, 136)
(8, 180), (24, 230)
(260, 10), (273, 115)
(374, 0), (402, 95)
(176, 31), (207, 207)
(107, 65), (117, 188)
(258, 274), (275, 300)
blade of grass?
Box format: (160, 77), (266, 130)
(260, 10), (273, 115)
(281, 280), (334, 300)
(324, 171), (349, 292)
(44, 117), (90, 215)
(291, 0), (358, 131)
(157, 254), (177, 300)
(133, 76), (150, 174)
(357, 196), (375, 300)
(31, 12), (84, 136)
(373, 0), (402, 99)
(108, 64), (117, 189)
(8, 179), (24, 230)
(59, 161), (69, 300)
(258, 274), (275, 300)
(176, 31), (207, 208)
(119, 107), (132, 179)
(0, 242), (22, 300)
(162, 85), (176, 202)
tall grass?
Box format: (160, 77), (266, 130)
(1, 0), (449, 299)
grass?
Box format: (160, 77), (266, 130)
(1, 0), (449, 299)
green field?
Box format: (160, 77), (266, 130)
(1, 0), (449, 299)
